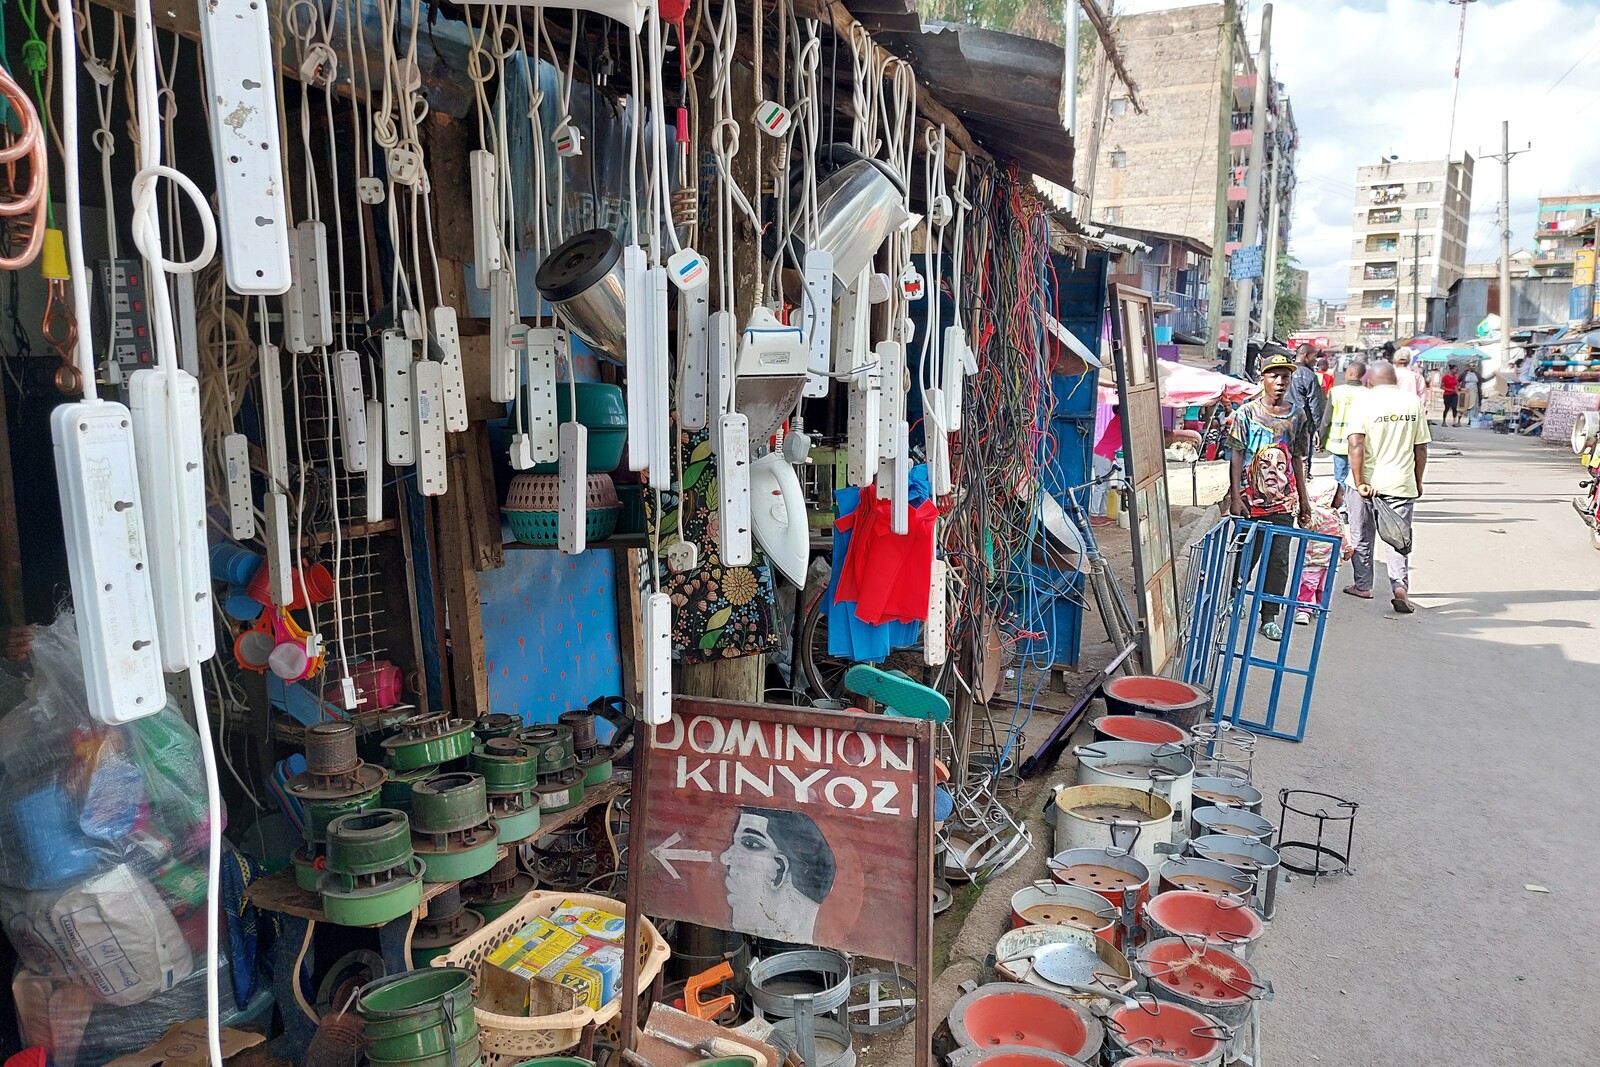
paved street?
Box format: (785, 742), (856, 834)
(1250, 426), (1600, 1063)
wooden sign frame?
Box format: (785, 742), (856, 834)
(621, 696), (935, 1063)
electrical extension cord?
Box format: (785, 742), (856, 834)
(557, 422), (588, 554)
(365, 398), (385, 521)
(488, 268), (517, 403)
(258, 342), (290, 489)
(468, 149), (500, 287)
(285, 221), (332, 353)
(523, 327), (562, 465)
(716, 412), (752, 566)
(223, 433), (256, 539)
(622, 245), (649, 470)
(679, 285), (711, 432)
(643, 591), (673, 725)
(801, 250), (834, 398)
(334, 350), (369, 472)
(382, 329), (416, 466)
(647, 266), (670, 488)
(709, 310), (735, 450)
(261, 490), (294, 606)
(925, 559), (948, 667)
(412, 360), (447, 496)
(431, 307), (469, 432)
(846, 380), (880, 488)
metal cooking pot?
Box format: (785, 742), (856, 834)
(946, 1046), (1090, 1067)
(1141, 890), (1265, 961)
(1104, 999), (1230, 1066)
(1075, 741), (1195, 842)
(1188, 835), (1283, 920)
(1049, 785), (1174, 871)
(1134, 937), (1267, 1036)
(1010, 880), (1119, 941)
(1189, 804), (1276, 844)
(535, 228), (627, 363)
(947, 982), (1104, 1065)
(1155, 855), (1253, 898)
(1102, 676), (1212, 730)
(993, 923), (1134, 1016)
(1046, 847), (1151, 908)
(1190, 775), (1264, 815)
(1092, 715), (1191, 748)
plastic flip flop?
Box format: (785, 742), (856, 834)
(844, 664), (951, 723)
(1391, 596), (1415, 615)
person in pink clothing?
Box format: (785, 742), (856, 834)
(1392, 350), (1430, 409)
(1294, 480), (1349, 626)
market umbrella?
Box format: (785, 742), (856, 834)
(1401, 335), (1446, 351)
(1414, 344), (1488, 363)
(1098, 365), (1259, 408)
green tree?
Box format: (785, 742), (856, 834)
(1273, 251), (1306, 333)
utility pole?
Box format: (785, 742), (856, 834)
(1229, 2), (1271, 376)
(1409, 213), (1422, 336)
(1261, 146), (1284, 338)
(1205, 0), (1238, 365)
(1480, 121), (1530, 370)
(1063, 0), (1080, 215)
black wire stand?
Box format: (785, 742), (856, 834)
(1276, 789), (1358, 883)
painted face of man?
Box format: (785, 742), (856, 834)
(721, 813), (786, 926)
(1254, 444), (1291, 498)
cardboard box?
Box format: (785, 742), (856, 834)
(103, 1019), (265, 1067)
(547, 900), (626, 943)
(485, 916), (621, 1011)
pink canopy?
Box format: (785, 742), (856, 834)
(1097, 363), (1259, 408)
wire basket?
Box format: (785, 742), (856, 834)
(432, 890), (670, 1066)
(504, 474), (622, 546)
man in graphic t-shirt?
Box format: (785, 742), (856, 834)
(1225, 350), (1313, 642)
(1346, 362), (1431, 615)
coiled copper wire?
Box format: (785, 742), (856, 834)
(0, 64), (47, 271)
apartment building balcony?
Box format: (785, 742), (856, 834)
(1234, 73), (1257, 93)
(1366, 239), (1399, 254)
(1368, 208), (1402, 225)
(1363, 265), (1399, 281)
(1230, 129), (1252, 147)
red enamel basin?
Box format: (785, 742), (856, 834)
(1107, 1000), (1227, 1063)
(1142, 890), (1264, 953)
(948, 983), (1104, 1063)
(1092, 715), (1190, 747)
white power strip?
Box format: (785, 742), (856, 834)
(284, 220), (331, 353)
(412, 360), (447, 496)
(833, 271), (872, 380)
(198, 0), (289, 294)
(648, 267), (670, 488)
(175, 273), (200, 377)
(335, 350), (368, 472)
(488, 268), (517, 403)
(709, 310), (735, 448)
(642, 591), (673, 726)
(875, 341), (904, 461)
(679, 278), (710, 431)
(846, 379), (880, 487)
(431, 307), (469, 432)
(523, 327), (561, 464)
(468, 149), (501, 288)
(622, 245), (648, 471)
(261, 490), (293, 606)
(364, 398), (385, 522)
(801, 249), (834, 398)
(557, 422), (588, 554)
(129, 368), (214, 671)
(942, 325), (968, 431)
(382, 329), (416, 466)
(717, 412), (752, 566)
(258, 343), (289, 489)
(223, 432), (255, 539)
(926, 388), (952, 498)
(924, 559), (948, 666)
(50, 400), (166, 724)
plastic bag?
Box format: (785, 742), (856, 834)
(0, 613), (215, 1007)
(1373, 496), (1413, 556)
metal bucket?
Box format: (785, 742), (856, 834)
(1046, 847), (1151, 908)
(1135, 937), (1268, 1062)
(747, 949), (851, 1021)
(1009, 880), (1119, 942)
(1141, 890), (1265, 961)
(948, 982), (1104, 1064)
(1104, 999), (1230, 1066)
(1050, 785), (1174, 872)
(993, 924), (1134, 1017)
(1189, 804), (1276, 844)
(357, 967), (478, 1064)
(1155, 855), (1254, 898)
(1190, 776), (1263, 815)
(1102, 676), (1212, 730)
(768, 1016), (855, 1067)
(1074, 741), (1195, 842)
(1188, 835), (1283, 920)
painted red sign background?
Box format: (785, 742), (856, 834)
(635, 698), (933, 965)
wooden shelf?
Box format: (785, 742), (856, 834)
(247, 846), (508, 925)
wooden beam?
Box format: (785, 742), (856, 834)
(1077, 0), (1144, 114)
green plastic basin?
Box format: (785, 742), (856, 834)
(528, 383), (628, 473)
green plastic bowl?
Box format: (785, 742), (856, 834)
(504, 506), (620, 546)
(358, 967), (478, 1061)
(527, 383), (628, 473)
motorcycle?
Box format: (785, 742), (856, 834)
(1573, 412), (1600, 550)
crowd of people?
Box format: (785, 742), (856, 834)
(1221, 339), (1449, 635)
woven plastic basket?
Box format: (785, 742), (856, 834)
(504, 474), (622, 546)
(432, 890), (670, 1067)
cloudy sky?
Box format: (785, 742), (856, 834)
(1117, 0), (1600, 303)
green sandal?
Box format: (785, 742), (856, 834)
(843, 665), (951, 723)
(1258, 621), (1283, 642)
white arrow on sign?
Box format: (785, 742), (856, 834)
(651, 831), (717, 880)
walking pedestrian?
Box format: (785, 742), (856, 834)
(1323, 359), (1368, 509)
(1460, 363), (1480, 418)
(1391, 349), (1430, 409)
(1441, 365), (1461, 426)
(1345, 362), (1430, 615)
(1291, 345), (1328, 448)
(1294, 480), (1348, 626)
(1226, 350), (1313, 642)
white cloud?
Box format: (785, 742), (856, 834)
(1114, 0), (1600, 302)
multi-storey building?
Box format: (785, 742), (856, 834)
(1344, 158), (1473, 348)
(1531, 195), (1600, 278)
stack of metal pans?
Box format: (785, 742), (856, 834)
(409, 772), (501, 882)
(560, 710), (614, 787)
(289, 721), (387, 891)
(520, 723), (585, 814)
(462, 851), (536, 922)
(470, 737), (542, 843)
(382, 712), (476, 771)
(409, 885), (485, 967)
(318, 809), (425, 925)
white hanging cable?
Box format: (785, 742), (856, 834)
(919, 124), (947, 421)
(75, 4), (122, 262)
(708, 0), (761, 308)
(122, 0), (223, 1061)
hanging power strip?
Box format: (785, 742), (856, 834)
(285, 221), (332, 353)
(875, 341), (905, 460)
(468, 150), (501, 288)
(717, 412), (752, 566)
(128, 368), (214, 670)
(412, 360), (447, 496)
(382, 330), (416, 466)
(175, 273), (200, 377)
(679, 283), (710, 431)
(223, 432), (255, 539)
(708, 310), (735, 451)
(924, 559), (948, 666)
(198, 0), (290, 295)
(926, 388), (952, 497)
(488, 269), (518, 403)
(523, 327), (562, 464)
(801, 249), (835, 398)
(50, 400), (166, 724)
(431, 307), (469, 432)
(846, 381), (880, 487)
(642, 590), (672, 726)
(622, 246), (649, 471)
(648, 268), (670, 488)
(557, 422), (588, 554)
(335, 350), (369, 472)
(889, 421), (910, 535)
(942, 325), (969, 431)
(257, 342), (289, 488)
(833, 272), (873, 382)
(261, 490), (294, 606)
(365, 398), (385, 521)
(99, 259), (155, 379)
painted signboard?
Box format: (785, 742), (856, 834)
(631, 697), (934, 963)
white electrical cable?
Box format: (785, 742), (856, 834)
(120, 0), (224, 1061)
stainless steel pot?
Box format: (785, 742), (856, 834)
(1104, 999), (1230, 1066)
(1134, 937), (1267, 1044)
(1190, 775), (1263, 815)
(1049, 785), (1174, 872)
(1188, 834), (1283, 920)
(1189, 804), (1276, 844)
(534, 228), (627, 362)
(1155, 855), (1253, 898)
(1075, 740), (1195, 842)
